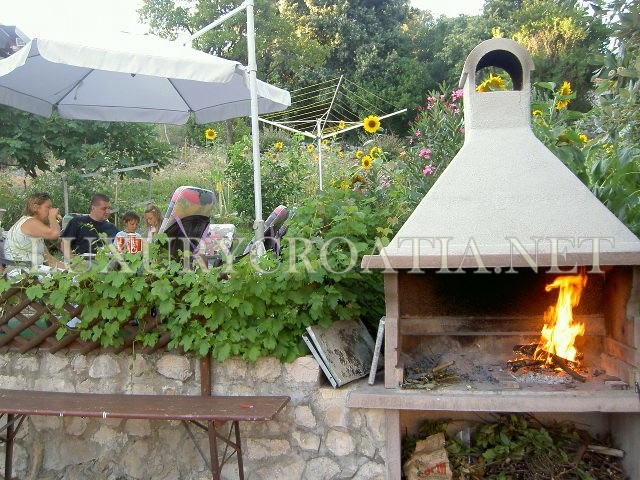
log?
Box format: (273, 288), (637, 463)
(549, 352), (587, 383)
(586, 445), (625, 458)
(507, 358), (544, 371)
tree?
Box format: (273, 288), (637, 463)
(0, 106), (174, 176)
(483, 0), (610, 110)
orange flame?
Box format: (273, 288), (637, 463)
(537, 272), (587, 363)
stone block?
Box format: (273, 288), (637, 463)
(89, 354), (120, 378)
(292, 430), (321, 451)
(156, 354), (192, 381)
(41, 352), (69, 375)
(122, 439), (150, 479)
(0, 375), (27, 389)
(245, 438), (290, 460)
(284, 355), (320, 383)
(71, 354), (87, 373)
(14, 356), (39, 372)
(253, 459), (306, 480)
(254, 357), (282, 382)
(294, 405), (317, 428)
(325, 428), (355, 456)
(303, 457), (341, 480)
(353, 461), (385, 480)
(64, 417), (88, 436)
(33, 378), (74, 392)
(124, 419), (152, 437)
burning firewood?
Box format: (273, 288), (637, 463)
(549, 352), (587, 382)
(507, 358), (544, 372)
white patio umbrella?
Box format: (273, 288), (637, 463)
(0, 32), (290, 124)
(0, 30), (291, 239)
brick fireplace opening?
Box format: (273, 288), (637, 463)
(348, 38), (640, 479)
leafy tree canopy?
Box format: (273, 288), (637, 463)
(0, 106), (174, 176)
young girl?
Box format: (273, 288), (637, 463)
(143, 204), (163, 239)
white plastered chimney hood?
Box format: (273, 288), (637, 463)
(363, 38), (640, 270)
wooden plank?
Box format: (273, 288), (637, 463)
(0, 389), (289, 422)
(399, 314), (605, 336)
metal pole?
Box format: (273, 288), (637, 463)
(316, 119), (324, 191)
(246, 0), (265, 249)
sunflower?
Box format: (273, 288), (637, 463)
(363, 115), (381, 134)
(558, 81), (572, 96)
(532, 110), (543, 116)
(306, 144), (315, 153)
(338, 120), (346, 130)
(369, 146), (383, 158)
(204, 128), (217, 141)
(476, 74), (506, 92)
(355, 150), (364, 159)
(361, 155), (373, 170)
(579, 134), (588, 144)
(555, 81), (573, 110)
(274, 141), (284, 150)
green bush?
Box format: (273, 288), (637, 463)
(0, 185), (398, 362)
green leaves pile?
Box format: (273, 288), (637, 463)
(403, 414), (626, 479)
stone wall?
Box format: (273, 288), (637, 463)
(0, 352), (386, 480)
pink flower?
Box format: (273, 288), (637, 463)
(414, 130), (421, 137)
(450, 89), (463, 102)
(418, 148), (432, 159)
(422, 164), (435, 175)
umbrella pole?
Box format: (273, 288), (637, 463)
(246, 0), (265, 250)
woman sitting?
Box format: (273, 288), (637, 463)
(143, 203), (163, 239)
(4, 192), (66, 275)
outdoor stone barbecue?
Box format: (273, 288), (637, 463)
(349, 38), (640, 479)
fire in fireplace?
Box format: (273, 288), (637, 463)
(537, 271), (587, 364)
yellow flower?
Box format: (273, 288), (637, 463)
(355, 150), (364, 159)
(579, 134), (588, 143)
(339, 180), (350, 190)
(322, 139), (328, 146)
(338, 120), (346, 130)
(363, 115), (381, 134)
(361, 155), (373, 170)
(532, 110), (543, 116)
(476, 74), (506, 92)
(558, 81), (572, 96)
(274, 141), (284, 150)
(555, 81), (573, 110)
(369, 146), (382, 158)
(204, 128), (217, 141)
(306, 144), (315, 153)
(603, 144), (614, 155)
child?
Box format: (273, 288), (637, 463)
(143, 204), (162, 239)
(114, 211), (143, 253)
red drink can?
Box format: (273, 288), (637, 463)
(115, 236), (126, 252)
(128, 234), (142, 254)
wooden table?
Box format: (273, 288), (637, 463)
(0, 388), (289, 480)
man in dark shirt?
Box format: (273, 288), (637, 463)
(61, 193), (119, 257)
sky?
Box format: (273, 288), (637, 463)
(2, 0), (484, 40)
(410, 0), (484, 17)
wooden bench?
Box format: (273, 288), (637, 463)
(0, 388), (289, 480)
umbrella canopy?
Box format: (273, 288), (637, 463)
(0, 32), (290, 124)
